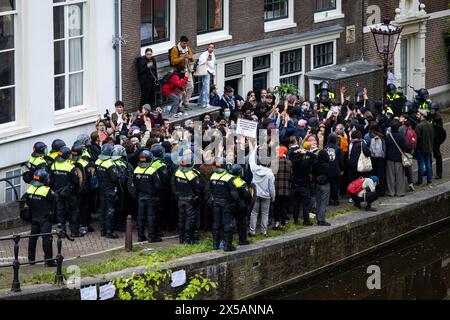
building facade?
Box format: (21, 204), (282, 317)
(121, 0), (387, 109)
(0, 0), (118, 203)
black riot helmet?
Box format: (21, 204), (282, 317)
(229, 164), (243, 176)
(318, 89), (331, 105)
(55, 146), (71, 162)
(51, 139), (66, 153)
(150, 144), (165, 158)
(387, 83), (396, 95)
(31, 169), (50, 187)
(318, 81), (330, 91)
(32, 142), (48, 157)
(430, 101), (440, 111)
(138, 150), (153, 168)
(71, 144), (84, 161)
(416, 88), (429, 101)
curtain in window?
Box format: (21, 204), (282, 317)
(68, 4), (83, 107)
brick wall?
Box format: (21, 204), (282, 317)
(426, 17), (450, 89)
(121, 0), (141, 111)
(422, 0), (449, 14)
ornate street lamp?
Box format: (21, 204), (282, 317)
(370, 18), (403, 110)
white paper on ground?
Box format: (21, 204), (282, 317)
(99, 283), (116, 300)
(171, 269), (187, 288)
(80, 285), (98, 300)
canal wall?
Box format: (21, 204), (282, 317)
(2, 182), (450, 300)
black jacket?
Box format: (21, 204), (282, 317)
(385, 132), (406, 162)
(313, 150), (333, 184)
(348, 140), (370, 169)
(137, 56), (158, 85)
(290, 151), (316, 187)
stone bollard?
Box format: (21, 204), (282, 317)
(125, 215), (133, 251)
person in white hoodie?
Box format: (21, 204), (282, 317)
(197, 43), (216, 108)
(249, 147), (276, 236)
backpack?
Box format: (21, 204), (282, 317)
(168, 46), (181, 67)
(347, 178), (366, 195)
(325, 147), (336, 162)
(369, 136), (384, 158)
(405, 126), (417, 150)
(160, 71), (174, 86)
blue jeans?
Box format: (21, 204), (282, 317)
(416, 152), (432, 184)
(198, 72), (210, 106)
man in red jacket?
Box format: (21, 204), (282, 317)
(162, 64), (189, 118)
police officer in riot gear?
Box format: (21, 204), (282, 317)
(26, 170), (57, 267)
(50, 146), (80, 238)
(150, 144), (171, 234)
(48, 139), (66, 162)
(316, 81), (335, 113)
(112, 144), (131, 231)
(133, 150), (162, 242)
(172, 151), (204, 244)
(414, 88), (431, 113)
(71, 143), (95, 236)
(208, 157), (239, 252)
(229, 164), (251, 246)
(76, 133), (93, 160)
(95, 144), (120, 239)
(23, 142), (50, 184)
(386, 84), (403, 116)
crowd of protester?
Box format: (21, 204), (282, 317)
(22, 37), (447, 262)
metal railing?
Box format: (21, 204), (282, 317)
(0, 172), (23, 202)
(0, 227), (74, 292)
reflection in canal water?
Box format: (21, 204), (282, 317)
(255, 225), (450, 300)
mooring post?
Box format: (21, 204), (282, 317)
(125, 215), (133, 251)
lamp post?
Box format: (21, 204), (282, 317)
(370, 18), (403, 110)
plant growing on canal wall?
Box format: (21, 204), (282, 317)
(113, 253), (217, 300)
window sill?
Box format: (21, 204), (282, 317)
(264, 19), (297, 33)
(197, 31), (232, 46)
(314, 12), (345, 23)
(141, 41), (174, 57)
(54, 107), (99, 126)
(0, 124), (32, 144)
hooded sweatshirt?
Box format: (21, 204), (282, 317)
(249, 150), (276, 200)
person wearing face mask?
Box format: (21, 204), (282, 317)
(223, 107), (232, 122)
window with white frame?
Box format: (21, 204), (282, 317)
(0, 0), (16, 125)
(313, 42), (334, 69)
(4, 168), (21, 202)
(53, 0), (85, 111)
(264, 0), (296, 33)
(253, 55), (271, 99)
(264, 0), (288, 21)
(140, 0), (170, 46)
(224, 61), (243, 96)
(314, 0), (343, 23)
(280, 48), (302, 87)
(315, 0), (336, 12)
(197, 0), (223, 34)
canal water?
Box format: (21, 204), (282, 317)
(255, 224), (450, 300)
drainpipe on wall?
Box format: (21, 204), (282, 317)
(113, 0), (124, 101)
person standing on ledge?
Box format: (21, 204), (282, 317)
(137, 48), (159, 107)
(170, 35), (196, 110)
(197, 43), (216, 108)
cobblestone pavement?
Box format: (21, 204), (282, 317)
(1, 120), (450, 267)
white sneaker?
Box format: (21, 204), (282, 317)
(408, 183), (415, 192)
(177, 112), (184, 116)
(172, 114), (180, 118)
(349, 198), (353, 203)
